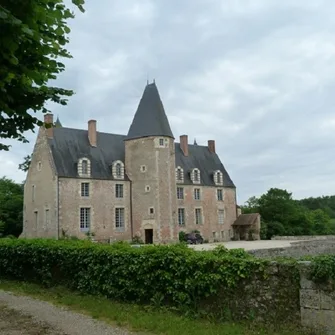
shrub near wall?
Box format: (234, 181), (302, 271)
(0, 239), (301, 323)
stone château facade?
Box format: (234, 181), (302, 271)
(22, 82), (240, 243)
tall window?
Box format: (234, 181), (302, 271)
(217, 189), (223, 201)
(116, 163), (122, 177)
(176, 167), (184, 182)
(218, 210), (224, 225)
(34, 211), (38, 229)
(81, 183), (89, 197)
(159, 138), (164, 146)
(216, 172), (222, 184)
(32, 185), (36, 202)
(177, 187), (184, 200)
(178, 208), (185, 226)
(44, 209), (50, 230)
(115, 184), (124, 198)
(194, 169), (199, 182)
(82, 160), (88, 175)
(194, 188), (200, 200)
(195, 208), (202, 225)
(80, 207), (90, 231)
(115, 208), (125, 228)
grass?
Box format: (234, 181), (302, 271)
(0, 279), (312, 335)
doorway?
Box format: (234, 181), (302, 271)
(145, 229), (153, 244)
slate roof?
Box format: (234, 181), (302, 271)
(125, 82), (174, 140)
(232, 213), (260, 226)
(48, 127), (235, 187)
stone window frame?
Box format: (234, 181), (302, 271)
(149, 207), (155, 215)
(177, 186), (184, 200)
(115, 206), (125, 231)
(78, 157), (91, 177)
(159, 138), (164, 146)
(37, 161), (42, 171)
(194, 187), (201, 200)
(195, 207), (203, 225)
(190, 168), (201, 184)
(79, 207), (91, 232)
(217, 189), (224, 201)
(214, 170), (224, 186)
(178, 208), (186, 226)
(112, 160), (125, 180)
(175, 166), (184, 183)
(218, 209), (225, 225)
(32, 185), (36, 202)
(140, 165), (147, 173)
(145, 185), (151, 193)
(81, 182), (90, 197)
(115, 184), (124, 198)
(44, 208), (50, 231)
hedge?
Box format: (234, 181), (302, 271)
(0, 239), (304, 322)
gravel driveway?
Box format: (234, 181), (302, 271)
(0, 290), (133, 335)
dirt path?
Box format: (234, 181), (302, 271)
(0, 290), (133, 335)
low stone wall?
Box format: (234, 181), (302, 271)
(272, 235), (335, 241)
(299, 262), (335, 335)
(248, 240), (335, 259)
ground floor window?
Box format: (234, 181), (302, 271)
(178, 208), (185, 225)
(80, 207), (91, 231)
(115, 207), (125, 229)
(195, 208), (202, 225)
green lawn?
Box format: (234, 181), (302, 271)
(0, 280), (313, 335)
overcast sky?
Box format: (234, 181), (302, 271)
(1, 0), (335, 204)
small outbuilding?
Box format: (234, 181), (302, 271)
(232, 213), (261, 241)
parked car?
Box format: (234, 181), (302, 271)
(184, 232), (204, 244)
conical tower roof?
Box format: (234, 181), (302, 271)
(125, 82), (174, 140)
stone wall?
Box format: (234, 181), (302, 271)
(299, 262), (335, 335)
(248, 240), (335, 259)
(272, 235), (335, 240)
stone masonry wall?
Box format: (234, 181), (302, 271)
(22, 128), (58, 239)
(248, 240), (335, 259)
(272, 235), (335, 240)
(177, 186), (236, 242)
(299, 262), (335, 335)
(59, 178), (131, 241)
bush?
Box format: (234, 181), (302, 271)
(179, 231), (186, 242)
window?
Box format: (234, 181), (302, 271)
(217, 189), (223, 201)
(34, 211), (38, 229)
(178, 208), (185, 226)
(194, 169), (199, 182)
(159, 138), (164, 146)
(115, 163), (122, 177)
(141, 165), (147, 172)
(214, 170), (223, 185)
(80, 208), (91, 231)
(145, 185), (151, 192)
(218, 210), (224, 225)
(221, 231), (224, 239)
(217, 172), (222, 184)
(177, 187), (184, 200)
(176, 167), (184, 182)
(44, 209), (50, 230)
(213, 232), (217, 239)
(115, 208), (125, 229)
(81, 182), (89, 197)
(195, 208), (202, 225)
(32, 185), (36, 202)
(149, 207), (155, 215)
(37, 161), (42, 171)
(82, 160), (88, 175)
(115, 184), (124, 198)
(194, 188), (200, 200)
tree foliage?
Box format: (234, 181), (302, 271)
(0, 177), (24, 237)
(0, 0), (85, 150)
(242, 188), (335, 239)
(18, 154), (32, 172)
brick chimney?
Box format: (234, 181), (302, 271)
(208, 140), (215, 153)
(88, 120), (97, 147)
(44, 113), (54, 138)
(180, 135), (188, 156)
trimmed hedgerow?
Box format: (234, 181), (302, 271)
(0, 239), (302, 322)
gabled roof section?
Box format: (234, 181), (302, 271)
(232, 213), (260, 226)
(125, 82), (174, 140)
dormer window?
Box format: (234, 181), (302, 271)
(112, 160), (124, 179)
(78, 158), (91, 177)
(214, 170), (223, 186)
(175, 166), (184, 183)
(191, 168), (201, 184)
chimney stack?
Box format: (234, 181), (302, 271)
(88, 120), (97, 147)
(180, 135), (188, 156)
(208, 140), (216, 153)
(44, 113), (54, 138)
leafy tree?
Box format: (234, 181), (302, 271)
(0, 0), (85, 150)
(18, 154), (32, 172)
(0, 177), (23, 237)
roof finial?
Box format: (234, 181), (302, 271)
(153, 78), (155, 84)
(194, 138), (198, 145)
